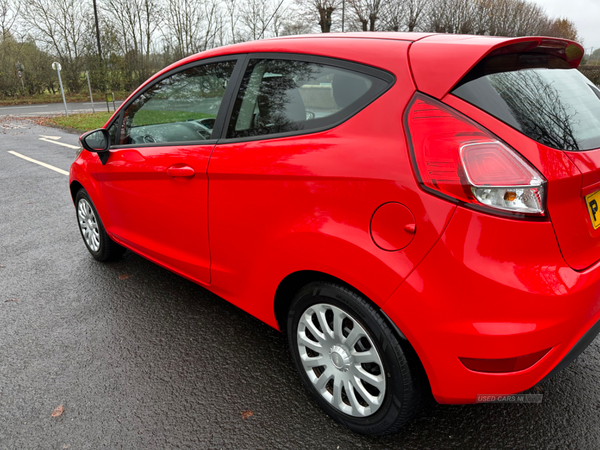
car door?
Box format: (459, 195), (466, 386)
(98, 57), (241, 284)
(206, 54), (420, 322)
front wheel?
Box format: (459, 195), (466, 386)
(287, 282), (423, 435)
(75, 188), (125, 261)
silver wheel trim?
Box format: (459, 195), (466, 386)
(77, 198), (101, 252)
(297, 303), (386, 417)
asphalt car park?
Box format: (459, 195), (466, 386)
(1, 119), (600, 448)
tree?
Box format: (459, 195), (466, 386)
(0, 0), (18, 40)
(237, 0), (287, 40)
(162, 0), (223, 60)
(296, 0), (342, 33)
(347, 0), (386, 31)
(0, 33), (54, 96)
(21, 0), (89, 91)
(100, 0), (161, 89)
(543, 17), (579, 41)
(279, 18), (314, 36)
(586, 49), (600, 66)
(380, 0), (430, 32)
(405, 0), (430, 31)
(0, 0), (586, 100)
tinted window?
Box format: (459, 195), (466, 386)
(227, 58), (390, 139)
(453, 54), (600, 151)
(120, 61), (235, 145)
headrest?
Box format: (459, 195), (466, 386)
(257, 76), (306, 124)
(332, 74), (369, 109)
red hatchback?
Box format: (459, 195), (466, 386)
(70, 33), (600, 435)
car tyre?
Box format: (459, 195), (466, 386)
(287, 281), (423, 435)
(75, 188), (125, 261)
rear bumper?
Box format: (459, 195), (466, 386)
(382, 206), (600, 404)
(545, 316), (600, 379)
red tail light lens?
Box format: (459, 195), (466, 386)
(405, 94), (546, 216)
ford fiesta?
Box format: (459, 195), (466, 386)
(69, 32), (600, 435)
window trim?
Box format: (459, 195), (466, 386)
(105, 54), (247, 150)
(219, 52), (396, 143)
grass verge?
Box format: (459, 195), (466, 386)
(43, 112), (113, 133)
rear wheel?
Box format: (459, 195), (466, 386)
(75, 188), (125, 261)
(287, 282), (423, 435)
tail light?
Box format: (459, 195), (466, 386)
(405, 94), (546, 217)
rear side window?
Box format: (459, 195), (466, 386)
(453, 54), (600, 151)
(227, 58), (392, 139)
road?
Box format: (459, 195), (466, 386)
(0, 101), (124, 117)
(1, 119), (599, 449)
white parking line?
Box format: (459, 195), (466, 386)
(39, 137), (79, 149)
(7, 151), (69, 176)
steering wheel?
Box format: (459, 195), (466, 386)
(196, 118), (216, 131)
(193, 122), (213, 140)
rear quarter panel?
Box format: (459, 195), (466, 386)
(207, 42), (456, 328)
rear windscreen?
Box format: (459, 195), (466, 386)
(452, 53), (600, 151)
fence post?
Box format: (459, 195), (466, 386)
(86, 71), (95, 113)
(52, 62), (68, 117)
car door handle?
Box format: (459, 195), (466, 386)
(167, 165), (195, 177)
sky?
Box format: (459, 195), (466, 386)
(532, 0), (600, 53)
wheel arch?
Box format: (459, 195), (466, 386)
(69, 168), (110, 232)
(274, 270), (349, 332)
(70, 180), (84, 204)
(274, 270), (413, 349)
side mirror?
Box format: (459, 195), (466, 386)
(80, 128), (110, 164)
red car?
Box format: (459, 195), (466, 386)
(70, 33), (600, 435)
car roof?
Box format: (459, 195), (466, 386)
(176, 32), (433, 65)
(270, 32), (435, 41)
(127, 33), (583, 107)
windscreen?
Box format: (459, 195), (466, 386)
(453, 53), (600, 151)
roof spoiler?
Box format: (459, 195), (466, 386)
(409, 35), (584, 99)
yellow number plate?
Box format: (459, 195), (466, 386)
(586, 190), (600, 229)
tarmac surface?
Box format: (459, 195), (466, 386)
(1, 119), (599, 449)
